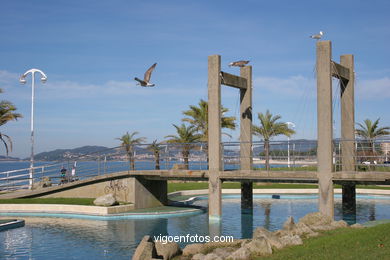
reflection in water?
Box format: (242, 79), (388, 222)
(1, 195), (389, 259)
(369, 202), (376, 221)
(240, 208), (253, 238)
(0, 217), (169, 259)
(209, 219), (222, 238)
(260, 202), (271, 230)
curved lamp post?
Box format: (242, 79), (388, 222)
(286, 122), (296, 168)
(20, 69), (47, 189)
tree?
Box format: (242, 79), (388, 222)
(147, 139), (162, 170)
(116, 131), (145, 170)
(356, 118), (390, 153)
(165, 124), (201, 169)
(182, 99), (236, 165)
(252, 110), (295, 170)
(0, 89), (22, 155)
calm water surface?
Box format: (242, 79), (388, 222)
(1, 195), (390, 259)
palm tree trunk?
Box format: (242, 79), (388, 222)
(155, 151), (160, 170)
(183, 149), (190, 170)
(265, 140), (270, 170)
(130, 154), (135, 171)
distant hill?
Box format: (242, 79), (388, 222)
(32, 146), (110, 161)
(0, 155), (21, 161)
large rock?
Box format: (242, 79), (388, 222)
(229, 246), (252, 260)
(279, 234), (303, 247)
(191, 253), (205, 260)
(182, 243), (206, 256)
(291, 222), (318, 237)
(155, 242), (181, 260)
(93, 193), (118, 206)
(132, 236), (158, 260)
(298, 212), (333, 227)
(253, 227), (283, 249)
(283, 216), (295, 231)
(203, 253), (223, 260)
(244, 237), (272, 255)
(350, 223), (364, 229)
(212, 247), (236, 258)
(331, 220), (348, 229)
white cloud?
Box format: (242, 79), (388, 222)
(356, 77), (390, 99)
(253, 74), (390, 101)
(0, 70), (205, 100)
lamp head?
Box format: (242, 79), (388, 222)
(19, 76), (27, 84)
(40, 77), (47, 83)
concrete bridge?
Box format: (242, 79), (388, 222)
(1, 169), (389, 212)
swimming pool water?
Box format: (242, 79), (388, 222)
(1, 195), (390, 259)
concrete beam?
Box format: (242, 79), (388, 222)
(316, 40), (334, 218)
(331, 61), (350, 81)
(208, 55), (222, 220)
(220, 71), (247, 89)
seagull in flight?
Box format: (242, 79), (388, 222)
(134, 63), (157, 87)
(228, 60), (250, 67)
(310, 31), (323, 40)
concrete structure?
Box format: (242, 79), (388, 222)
(208, 55), (253, 220)
(0, 173), (167, 210)
(317, 41), (356, 218)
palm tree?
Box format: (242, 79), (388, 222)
(0, 90), (23, 155)
(182, 99), (236, 165)
(165, 124), (201, 169)
(147, 139), (162, 170)
(253, 110), (295, 170)
(356, 118), (390, 153)
(116, 131), (145, 170)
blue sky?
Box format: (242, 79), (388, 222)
(1, 0), (389, 158)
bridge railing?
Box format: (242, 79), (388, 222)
(1, 138), (389, 192)
(0, 142), (209, 192)
(334, 138), (390, 171)
(223, 140), (318, 171)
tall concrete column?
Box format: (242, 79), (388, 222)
(316, 41), (334, 218)
(208, 55), (222, 220)
(340, 54), (356, 217)
(340, 54), (355, 172)
(240, 66), (253, 210)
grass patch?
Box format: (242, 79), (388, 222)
(168, 182), (318, 193)
(254, 224), (390, 260)
(0, 197), (95, 205)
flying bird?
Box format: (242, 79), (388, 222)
(310, 31), (323, 40)
(228, 60), (250, 67)
(134, 63), (157, 87)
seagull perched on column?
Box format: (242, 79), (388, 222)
(310, 31), (323, 40)
(134, 63), (157, 87)
(228, 60), (250, 67)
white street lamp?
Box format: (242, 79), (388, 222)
(19, 69), (47, 189)
(286, 122), (296, 168)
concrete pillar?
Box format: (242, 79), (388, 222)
(342, 183), (356, 223)
(240, 66), (253, 210)
(208, 55), (222, 220)
(316, 41), (334, 218)
(340, 54), (356, 217)
(340, 54), (355, 171)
